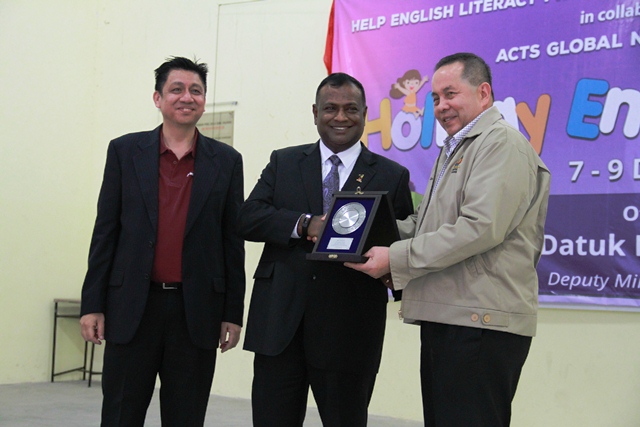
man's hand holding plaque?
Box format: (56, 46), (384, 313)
(297, 214), (326, 242)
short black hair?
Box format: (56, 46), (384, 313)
(435, 52), (493, 96)
(316, 72), (366, 106)
(154, 56), (208, 93)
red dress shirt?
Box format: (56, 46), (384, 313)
(150, 131), (196, 283)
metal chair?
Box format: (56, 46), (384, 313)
(51, 299), (101, 387)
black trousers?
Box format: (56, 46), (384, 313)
(251, 321), (377, 427)
(101, 288), (217, 427)
(420, 321), (531, 427)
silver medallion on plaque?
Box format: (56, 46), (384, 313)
(332, 202), (367, 235)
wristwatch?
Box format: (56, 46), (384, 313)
(300, 213), (313, 238)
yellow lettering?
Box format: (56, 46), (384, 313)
(362, 98), (392, 149)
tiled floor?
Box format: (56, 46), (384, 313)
(0, 381), (422, 426)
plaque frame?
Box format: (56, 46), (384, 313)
(306, 191), (400, 262)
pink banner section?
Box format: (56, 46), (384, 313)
(328, 0), (640, 310)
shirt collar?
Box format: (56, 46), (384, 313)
(159, 126), (198, 157)
(319, 140), (362, 169)
(442, 108), (490, 157)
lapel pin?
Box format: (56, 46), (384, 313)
(356, 174), (364, 183)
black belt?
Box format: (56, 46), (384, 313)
(150, 281), (182, 290)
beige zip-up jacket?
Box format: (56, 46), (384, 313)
(389, 106), (551, 337)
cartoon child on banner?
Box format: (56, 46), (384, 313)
(389, 69), (430, 151)
(390, 70), (429, 119)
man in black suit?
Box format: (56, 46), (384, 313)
(80, 57), (245, 427)
(237, 73), (413, 427)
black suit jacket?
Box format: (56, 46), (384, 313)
(81, 126), (245, 350)
(237, 142), (412, 374)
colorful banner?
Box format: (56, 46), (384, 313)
(328, 0), (640, 309)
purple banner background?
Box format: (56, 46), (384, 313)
(331, 0), (640, 309)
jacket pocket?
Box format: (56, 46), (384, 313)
(253, 262), (275, 280)
(464, 256), (481, 277)
(108, 270), (124, 287)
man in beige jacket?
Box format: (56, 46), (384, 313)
(347, 52), (551, 427)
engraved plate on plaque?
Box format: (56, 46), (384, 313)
(332, 202), (367, 235)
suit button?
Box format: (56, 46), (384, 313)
(148, 241), (154, 248)
(144, 274), (150, 280)
(312, 275), (317, 280)
(483, 314), (491, 324)
(471, 313), (479, 322)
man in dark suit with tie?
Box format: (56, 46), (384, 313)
(79, 56), (245, 427)
(237, 73), (413, 427)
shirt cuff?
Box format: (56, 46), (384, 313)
(291, 217), (302, 238)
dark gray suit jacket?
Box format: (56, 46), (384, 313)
(237, 142), (412, 374)
(81, 126), (245, 349)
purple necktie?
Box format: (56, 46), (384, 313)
(322, 155), (341, 212)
